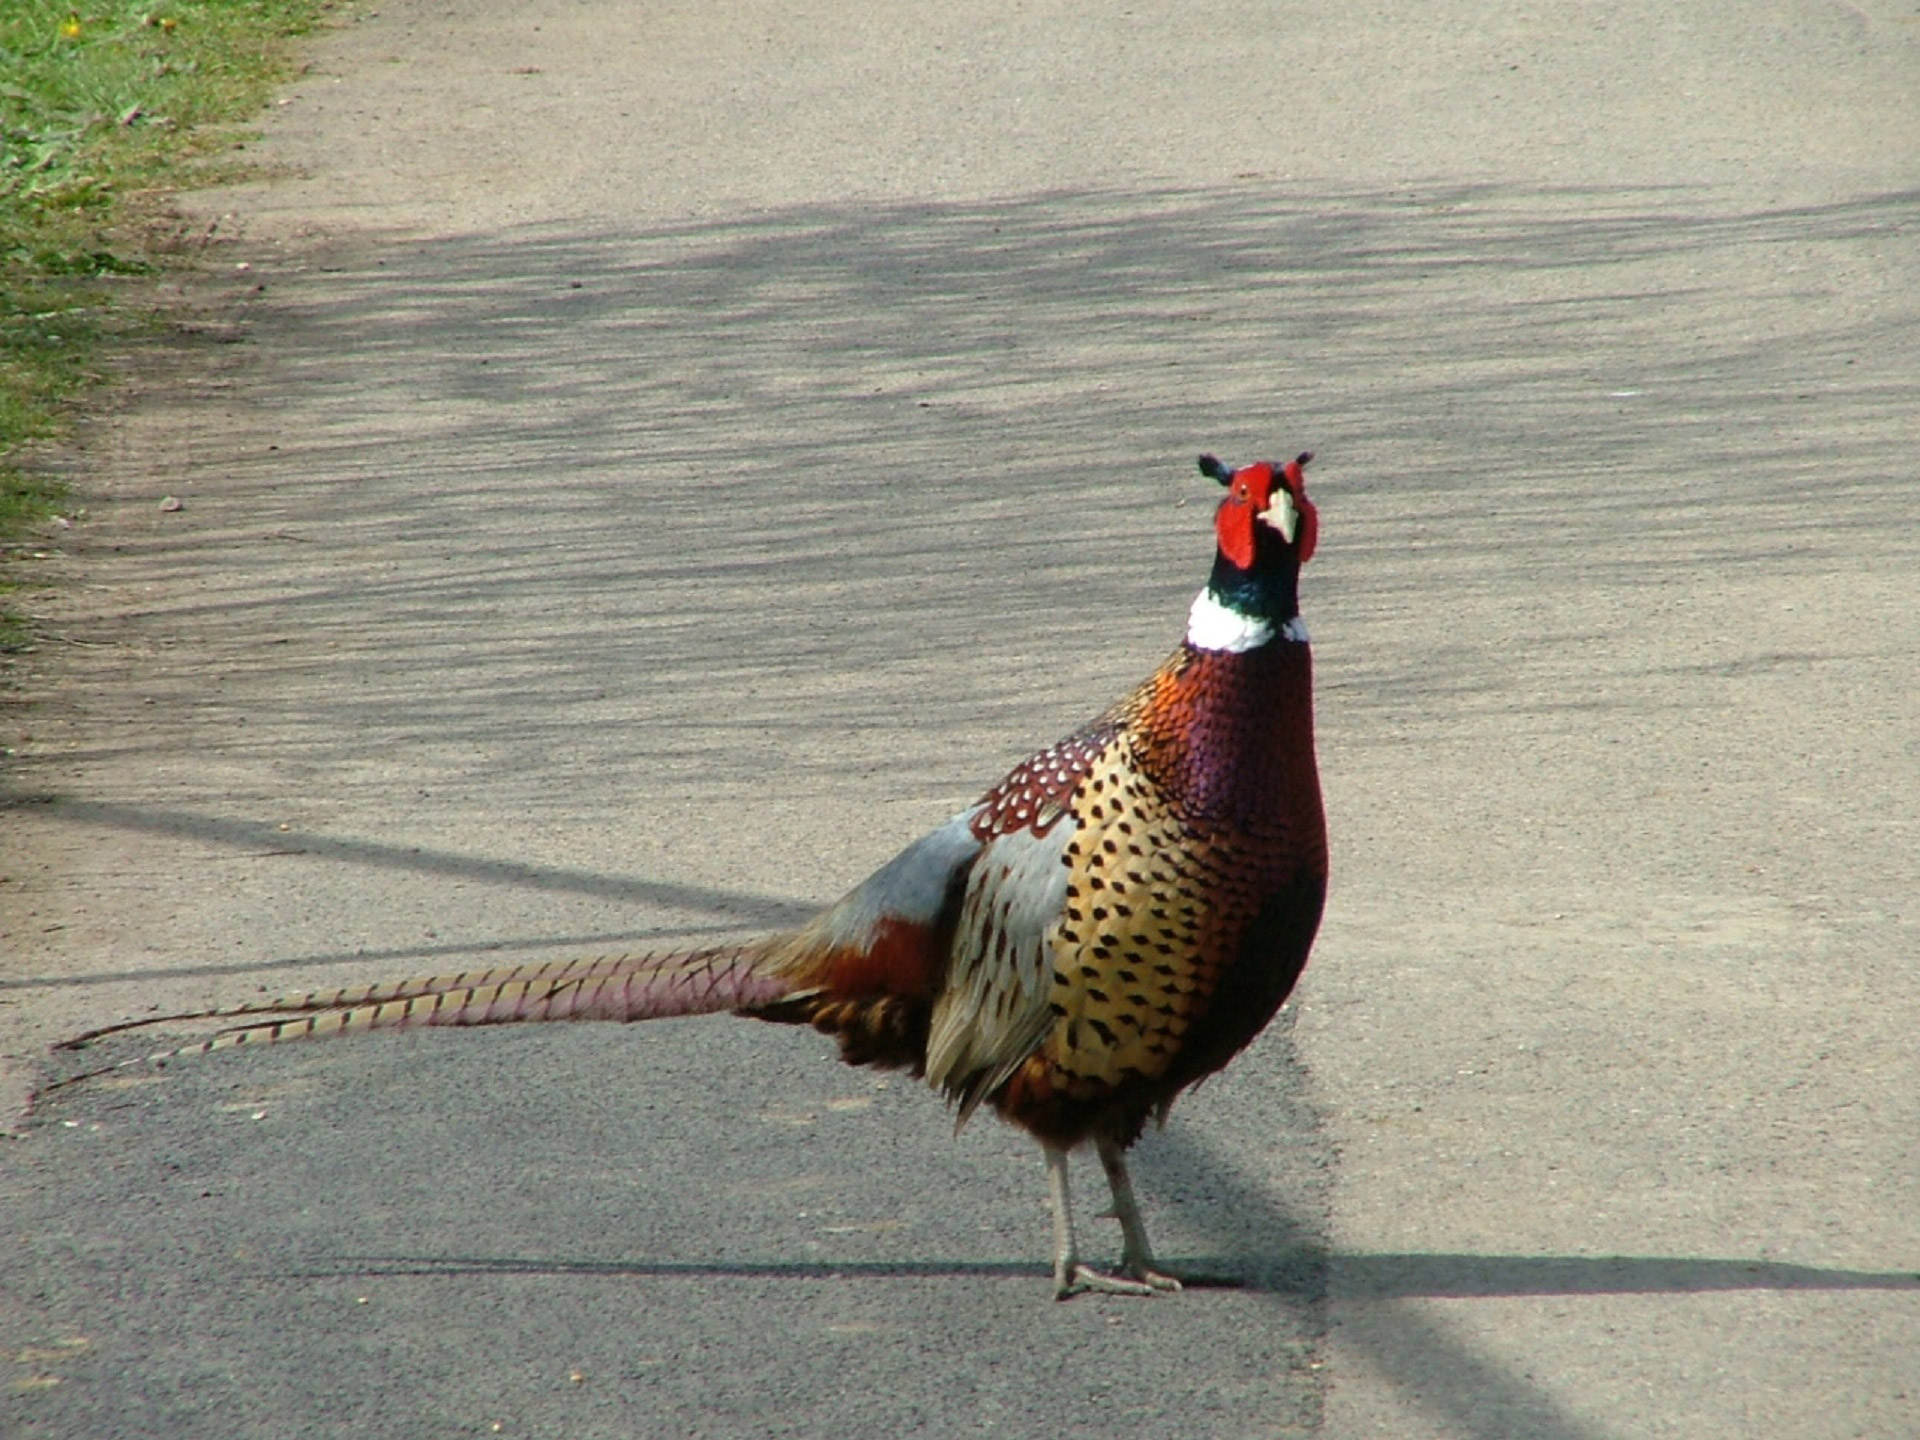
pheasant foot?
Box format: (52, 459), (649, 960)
(1094, 1133), (1185, 1292)
(1044, 1140), (1183, 1300)
(1055, 1260), (1181, 1299)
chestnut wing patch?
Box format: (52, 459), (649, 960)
(970, 722), (1118, 842)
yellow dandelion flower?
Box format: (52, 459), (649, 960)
(61, 14), (83, 39)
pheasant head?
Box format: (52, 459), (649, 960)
(1188, 452), (1318, 652)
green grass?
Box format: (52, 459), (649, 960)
(1, 0), (336, 649)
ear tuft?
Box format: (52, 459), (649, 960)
(1198, 454), (1234, 485)
(1282, 454), (1319, 564)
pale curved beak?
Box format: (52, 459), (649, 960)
(1259, 487), (1300, 544)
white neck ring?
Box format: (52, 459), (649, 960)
(1186, 589), (1309, 652)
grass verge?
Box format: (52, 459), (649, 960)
(1, 0), (337, 650)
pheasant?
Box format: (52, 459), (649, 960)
(51, 451), (1329, 1299)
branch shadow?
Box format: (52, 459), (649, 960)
(280, 1248), (1918, 1296)
(1332, 1251), (1920, 1299)
(15, 180), (1919, 824)
(23, 794), (816, 923)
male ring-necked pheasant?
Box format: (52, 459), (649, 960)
(53, 452), (1329, 1299)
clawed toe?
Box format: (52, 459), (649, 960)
(1053, 1261), (1183, 1299)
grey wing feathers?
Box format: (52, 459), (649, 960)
(924, 820), (1075, 1122)
(769, 809), (984, 967)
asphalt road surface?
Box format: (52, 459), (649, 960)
(4, 3), (1918, 1437)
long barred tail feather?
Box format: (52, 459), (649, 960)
(35, 944), (804, 1104)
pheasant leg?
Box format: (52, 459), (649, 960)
(1094, 1134), (1183, 1292)
(1044, 1143), (1174, 1299)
